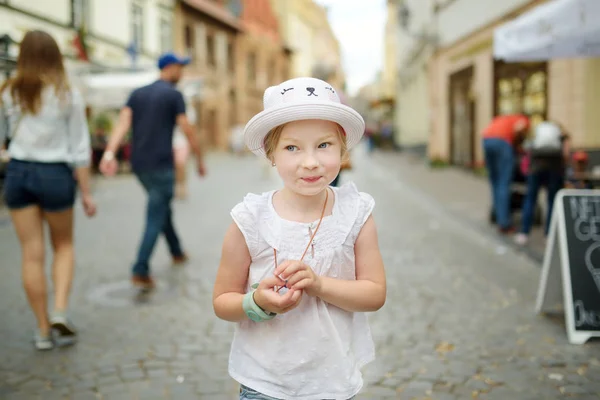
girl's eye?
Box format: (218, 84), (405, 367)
(318, 142), (330, 149)
(285, 145), (297, 151)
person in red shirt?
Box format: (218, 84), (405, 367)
(482, 114), (530, 233)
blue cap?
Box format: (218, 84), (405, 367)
(157, 52), (191, 70)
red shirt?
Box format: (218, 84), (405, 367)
(483, 114), (529, 144)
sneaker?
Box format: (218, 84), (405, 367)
(132, 275), (156, 290)
(50, 312), (77, 337)
(514, 233), (529, 246)
(34, 332), (54, 351)
(172, 253), (189, 266)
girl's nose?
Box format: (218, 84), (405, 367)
(301, 152), (319, 169)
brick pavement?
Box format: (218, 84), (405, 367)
(0, 148), (598, 399)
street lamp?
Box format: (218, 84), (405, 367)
(397, 2), (438, 44)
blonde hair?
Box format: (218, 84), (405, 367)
(263, 122), (349, 162)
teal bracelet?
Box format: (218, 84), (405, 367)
(243, 289), (276, 322)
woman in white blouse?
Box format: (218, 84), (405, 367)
(0, 30), (96, 350)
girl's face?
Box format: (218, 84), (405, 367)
(272, 119), (342, 197)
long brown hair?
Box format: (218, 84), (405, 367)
(0, 30), (69, 114)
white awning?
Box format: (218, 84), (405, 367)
(82, 70), (158, 109)
(493, 0), (600, 62)
(80, 70), (203, 109)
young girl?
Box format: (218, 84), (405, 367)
(212, 77), (386, 399)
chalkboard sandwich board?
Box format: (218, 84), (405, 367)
(536, 189), (600, 345)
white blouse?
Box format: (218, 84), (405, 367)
(229, 182), (376, 400)
(0, 86), (90, 167)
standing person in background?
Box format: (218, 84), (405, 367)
(482, 114), (530, 234)
(173, 95), (196, 200)
(100, 52), (207, 290)
(565, 150), (593, 189)
(515, 121), (570, 245)
(0, 30), (96, 350)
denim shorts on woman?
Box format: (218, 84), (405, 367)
(3, 159), (76, 212)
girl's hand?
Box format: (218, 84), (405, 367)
(275, 260), (322, 297)
(81, 194), (97, 217)
(253, 276), (303, 314)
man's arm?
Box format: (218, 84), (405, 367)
(104, 106), (132, 156)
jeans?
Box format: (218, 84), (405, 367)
(483, 138), (515, 229)
(521, 169), (564, 235)
(132, 168), (183, 277)
(240, 385), (355, 400)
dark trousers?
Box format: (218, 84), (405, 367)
(521, 169), (564, 235)
(483, 138), (515, 229)
(132, 168), (183, 277)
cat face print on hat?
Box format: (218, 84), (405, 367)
(244, 77), (365, 158)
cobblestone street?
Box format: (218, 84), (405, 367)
(1, 147), (599, 400)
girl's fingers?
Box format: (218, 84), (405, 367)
(290, 289), (303, 303)
(259, 275), (286, 290)
(275, 261), (305, 278)
(274, 260), (293, 276)
(285, 271), (308, 288)
(290, 278), (312, 291)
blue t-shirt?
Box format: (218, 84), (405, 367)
(126, 80), (186, 172)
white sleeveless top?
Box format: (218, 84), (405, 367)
(229, 182), (376, 400)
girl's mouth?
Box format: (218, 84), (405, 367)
(302, 176), (322, 183)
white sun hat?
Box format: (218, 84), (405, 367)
(244, 77), (365, 158)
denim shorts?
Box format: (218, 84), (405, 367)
(239, 385), (355, 400)
(3, 159), (76, 212)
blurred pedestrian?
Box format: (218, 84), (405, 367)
(173, 129), (190, 199)
(330, 156), (352, 187)
(213, 77), (385, 399)
(565, 150), (593, 189)
(515, 121), (569, 245)
(173, 96), (196, 200)
(482, 114), (530, 234)
(99, 52), (207, 290)
(0, 30), (96, 350)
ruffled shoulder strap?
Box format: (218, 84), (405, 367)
(230, 191), (273, 258)
(333, 182), (375, 245)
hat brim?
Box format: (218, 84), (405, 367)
(244, 102), (365, 158)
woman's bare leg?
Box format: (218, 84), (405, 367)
(10, 206), (48, 335)
(44, 208), (74, 313)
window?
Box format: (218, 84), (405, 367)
(72, 0), (90, 29)
(247, 52), (256, 84)
(131, 3), (144, 53)
(206, 34), (215, 67)
(159, 16), (172, 53)
(267, 58), (276, 85)
(227, 41), (234, 73)
(184, 24), (195, 61)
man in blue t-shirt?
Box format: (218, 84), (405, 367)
(100, 52), (206, 289)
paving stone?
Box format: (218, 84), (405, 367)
(70, 391), (99, 400)
(430, 393), (457, 400)
(146, 369), (171, 379)
(119, 369), (145, 382)
(166, 383), (198, 398)
(559, 385), (593, 395)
